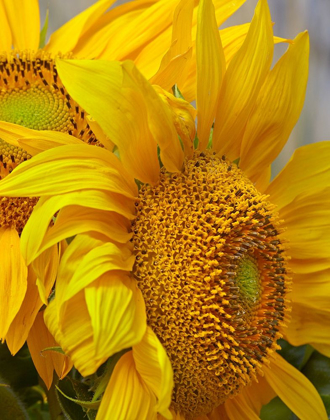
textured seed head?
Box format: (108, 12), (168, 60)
(132, 150), (290, 418)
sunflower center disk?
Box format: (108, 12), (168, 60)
(0, 51), (99, 234)
(132, 151), (290, 418)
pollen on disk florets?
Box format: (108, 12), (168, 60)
(0, 50), (103, 235)
(132, 150), (291, 419)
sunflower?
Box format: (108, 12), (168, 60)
(0, 0), (245, 362)
(0, 0), (328, 418)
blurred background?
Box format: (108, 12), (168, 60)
(38, 0), (330, 177)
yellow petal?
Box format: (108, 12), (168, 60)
(0, 120), (82, 154)
(21, 191), (135, 265)
(0, 144), (137, 199)
(136, 0), (247, 82)
(180, 24), (289, 104)
(5, 267), (38, 355)
(310, 343), (330, 358)
(236, 374), (275, 415)
(45, 0), (117, 54)
(56, 236), (135, 312)
(56, 59), (160, 184)
(0, 228), (27, 340)
(224, 393), (260, 419)
(220, 23), (292, 68)
(149, 47), (193, 91)
(42, 206), (132, 255)
(86, 115), (115, 151)
(150, 0), (194, 90)
(284, 302), (330, 353)
(27, 312), (72, 390)
(97, 0), (181, 61)
(263, 353), (327, 420)
(6, 244), (59, 354)
(207, 404), (230, 420)
(133, 327), (174, 418)
(85, 274), (147, 362)
(44, 292), (98, 376)
(97, 351), (157, 420)
(266, 142), (330, 210)
(212, 0), (273, 159)
(32, 245), (59, 306)
(253, 165), (271, 193)
(123, 61), (183, 173)
(196, 0), (225, 150)
(266, 142), (330, 271)
(73, 0), (158, 59)
(240, 32), (309, 182)
(2, 0), (40, 50)
(0, 1), (11, 51)
(279, 188), (330, 262)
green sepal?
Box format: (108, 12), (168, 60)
(41, 346), (65, 356)
(56, 385), (101, 410)
(56, 377), (90, 420)
(172, 84), (184, 100)
(39, 9), (49, 49)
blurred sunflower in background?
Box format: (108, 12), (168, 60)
(0, 0), (244, 367)
(1, 0), (329, 418)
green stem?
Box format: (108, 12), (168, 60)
(40, 374), (64, 420)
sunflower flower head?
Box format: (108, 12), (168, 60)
(133, 149), (289, 417)
(0, 0), (329, 419)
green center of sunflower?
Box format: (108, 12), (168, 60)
(132, 150), (290, 419)
(0, 51), (101, 234)
(0, 84), (71, 131)
(236, 255), (261, 306)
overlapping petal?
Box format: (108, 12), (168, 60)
(97, 351), (157, 420)
(196, 0), (225, 149)
(21, 191), (134, 265)
(0, 143), (137, 199)
(2, 0), (40, 50)
(133, 327), (174, 418)
(240, 31), (309, 182)
(212, 0), (273, 159)
(27, 312), (72, 389)
(56, 59), (160, 183)
(150, 0), (194, 90)
(45, 0), (117, 54)
(0, 228), (27, 340)
(263, 353), (327, 420)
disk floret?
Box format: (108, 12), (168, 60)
(132, 151), (290, 418)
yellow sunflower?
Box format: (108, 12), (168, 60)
(0, 0), (328, 418)
(0, 0), (245, 361)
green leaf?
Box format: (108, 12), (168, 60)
(0, 382), (29, 420)
(260, 396), (296, 420)
(302, 351), (330, 395)
(277, 339), (314, 370)
(39, 9), (49, 49)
